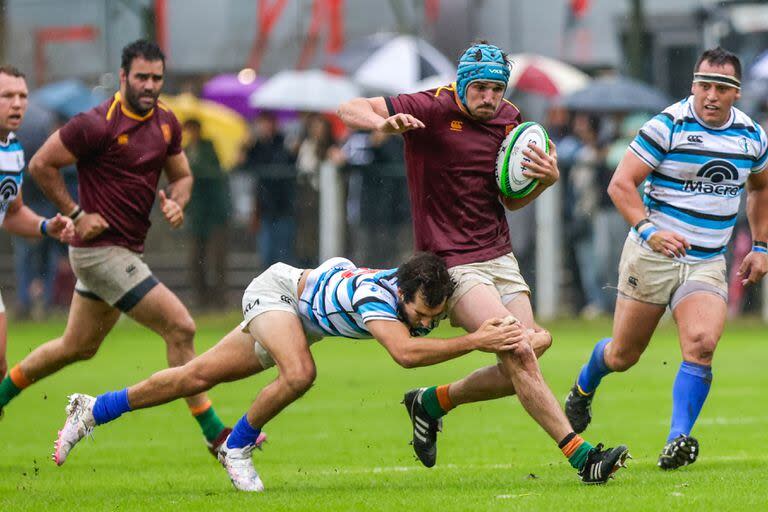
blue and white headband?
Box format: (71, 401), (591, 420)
(456, 43), (511, 107)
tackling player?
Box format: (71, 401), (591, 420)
(564, 47), (768, 469)
(0, 41), (230, 455)
(53, 252), (527, 492)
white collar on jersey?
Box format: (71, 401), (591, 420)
(687, 95), (734, 131)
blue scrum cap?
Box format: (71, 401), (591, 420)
(455, 43), (511, 107)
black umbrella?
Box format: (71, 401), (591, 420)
(561, 76), (672, 113)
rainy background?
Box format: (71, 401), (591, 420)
(1, 0), (768, 320)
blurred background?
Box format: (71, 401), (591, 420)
(1, 0), (768, 321)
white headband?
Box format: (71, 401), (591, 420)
(693, 72), (740, 90)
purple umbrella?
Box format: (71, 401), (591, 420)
(202, 73), (298, 124)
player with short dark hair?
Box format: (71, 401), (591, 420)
(565, 47), (768, 469)
(0, 40), (231, 456)
(53, 252), (528, 492)
(0, 65), (74, 392)
(338, 40), (629, 484)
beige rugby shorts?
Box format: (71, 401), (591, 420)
(617, 237), (727, 308)
(447, 251), (531, 312)
(70, 246), (158, 312)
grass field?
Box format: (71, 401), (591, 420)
(1, 313), (767, 511)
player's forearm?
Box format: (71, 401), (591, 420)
(608, 177), (647, 226)
(167, 175), (193, 209)
(338, 98), (384, 132)
(500, 182), (548, 211)
(28, 158), (78, 215)
(746, 185), (768, 242)
(2, 205), (45, 238)
(393, 335), (476, 368)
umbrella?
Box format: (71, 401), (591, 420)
(201, 73), (265, 120)
(749, 50), (768, 80)
(160, 93), (248, 170)
(560, 76), (672, 113)
(249, 70), (361, 113)
(31, 80), (107, 118)
(331, 33), (455, 95)
(507, 54), (590, 97)
(15, 101), (56, 152)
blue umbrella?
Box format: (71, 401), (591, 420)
(561, 76), (672, 113)
(31, 80), (108, 118)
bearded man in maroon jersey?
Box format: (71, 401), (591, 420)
(339, 40), (630, 484)
(1, 40), (231, 457)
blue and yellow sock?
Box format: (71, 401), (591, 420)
(92, 389), (132, 425)
(576, 338), (613, 395)
(0, 365), (31, 407)
(226, 414), (262, 449)
(559, 432), (594, 470)
(668, 361), (712, 442)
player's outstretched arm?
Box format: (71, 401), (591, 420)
(367, 317), (524, 368)
(1, 192), (74, 242)
(738, 170), (768, 285)
(338, 97), (425, 134)
(609, 149), (690, 258)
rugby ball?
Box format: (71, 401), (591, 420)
(495, 121), (550, 198)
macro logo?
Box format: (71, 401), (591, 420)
(682, 159), (740, 196)
(450, 120), (463, 132)
(0, 177), (18, 201)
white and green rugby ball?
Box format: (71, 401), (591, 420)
(495, 121), (550, 198)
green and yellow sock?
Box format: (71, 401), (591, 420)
(559, 432), (593, 470)
(420, 384), (455, 419)
(0, 365), (31, 408)
(190, 401), (226, 442)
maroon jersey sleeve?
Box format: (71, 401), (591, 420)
(386, 90), (437, 125)
(59, 111), (110, 159)
(166, 112), (183, 156)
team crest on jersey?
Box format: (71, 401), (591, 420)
(739, 137), (749, 154)
(450, 120), (463, 132)
(161, 123), (171, 143)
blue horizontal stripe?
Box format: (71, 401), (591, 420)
(687, 246), (727, 259)
(636, 134), (665, 162)
(0, 144), (22, 153)
(646, 198), (737, 230)
(357, 302), (396, 315)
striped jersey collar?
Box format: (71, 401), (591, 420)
(686, 95), (734, 131)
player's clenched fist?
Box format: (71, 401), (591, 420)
(75, 212), (109, 241)
(159, 190), (184, 228)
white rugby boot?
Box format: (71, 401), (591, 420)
(218, 440), (265, 492)
(53, 393), (96, 466)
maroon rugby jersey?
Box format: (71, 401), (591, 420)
(387, 84), (522, 268)
(59, 92), (182, 253)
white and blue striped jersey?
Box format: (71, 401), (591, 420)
(298, 257), (406, 339)
(0, 132), (24, 225)
(629, 96), (768, 262)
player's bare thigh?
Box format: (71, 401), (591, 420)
(672, 292), (726, 365)
(246, 310), (315, 377)
(127, 282), (195, 340)
(450, 284), (511, 332)
(185, 326), (266, 384)
(604, 296), (665, 371)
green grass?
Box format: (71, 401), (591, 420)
(2, 314), (767, 511)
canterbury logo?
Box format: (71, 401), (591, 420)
(687, 135), (703, 143)
(450, 120), (463, 131)
(117, 134), (129, 145)
(696, 160), (739, 183)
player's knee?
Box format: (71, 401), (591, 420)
(605, 350), (640, 372)
(178, 366), (214, 395)
(282, 363), (316, 397)
(72, 344), (100, 361)
(684, 331), (718, 363)
(167, 315), (196, 345)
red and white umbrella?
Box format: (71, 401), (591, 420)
(507, 54), (590, 98)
